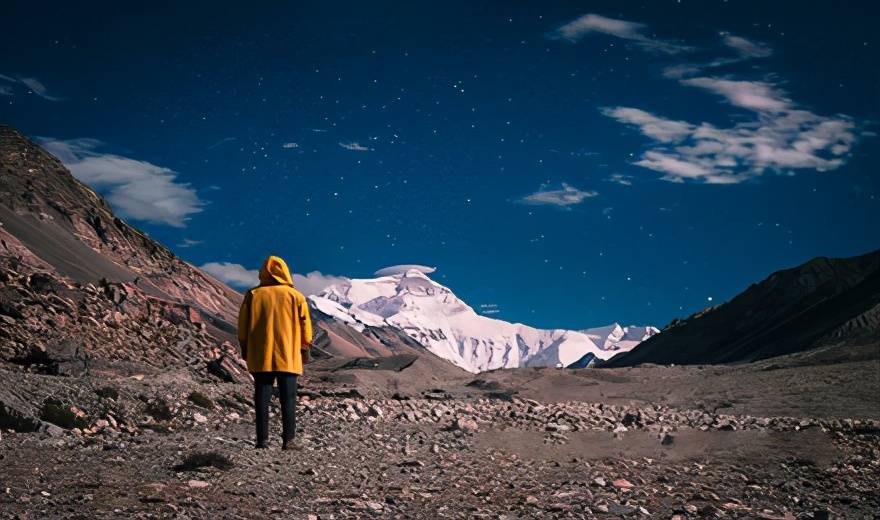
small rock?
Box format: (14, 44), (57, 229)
(452, 417), (478, 433)
(612, 478), (634, 489)
(187, 480), (210, 488)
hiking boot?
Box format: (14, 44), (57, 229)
(281, 439), (303, 451)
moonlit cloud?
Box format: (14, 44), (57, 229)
(520, 183), (598, 208)
(294, 271), (350, 295)
(374, 265), (437, 277)
(601, 107), (694, 143)
(40, 138), (204, 227)
(680, 78), (791, 113)
(590, 20), (859, 184)
(0, 74), (63, 101)
(177, 238), (203, 248)
(605, 173), (634, 186)
(604, 106), (857, 183)
(722, 34), (772, 58)
(550, 13), (692, 54)
(17, 76), (63, 101)
(200, 262), (259, 288)
(339, 141), (370, 151)
(199, 262), (348, 294)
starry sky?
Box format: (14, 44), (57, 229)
(2, 1), (878, 330)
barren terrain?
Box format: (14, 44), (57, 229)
(1, 347), (878, 519)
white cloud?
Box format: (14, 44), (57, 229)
(17, 76), (63, 101)
(282, 142), (299, 149)
(550, 13), (692, 54)
(294, 271), (349, 295)
(200, 262), (348, 295)
(177, 238), (203, 248)
(200, 262), (259, 288)
(588, 19), (858, 184)
(40, 138), (204, 227)
(374, 265), (437, 277)
(722, 34), (772, 58)
(520, 183), (598, 208)
(339, 141), (370, 151)
(605, 173), (634, 186)
(0, 74), (63, 100)
(604, 105), (857, 183)
(680, 78), (791, 113)
(601, 107), (694, 142)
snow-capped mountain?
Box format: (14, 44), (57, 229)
(309, 268), (657, 373)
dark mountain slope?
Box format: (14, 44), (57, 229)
(603, 250), (880, 367)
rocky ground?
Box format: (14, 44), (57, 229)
(1, 351), (879, 519)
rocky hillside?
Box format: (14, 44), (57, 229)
(0, 126), (242, 325)
(0, 126), (255, 387)
(603, 250), (880, 367)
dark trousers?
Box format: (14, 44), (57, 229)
(253, 372), (298, 445)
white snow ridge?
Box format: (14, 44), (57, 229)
(309, 269), (658, 373)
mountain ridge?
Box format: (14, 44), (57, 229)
(602, 249), (880, 367)
(308, 268), (657, 372)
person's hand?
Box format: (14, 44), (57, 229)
(301, 347), (311, 364)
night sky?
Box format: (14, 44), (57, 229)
(2, 1), (878, 330)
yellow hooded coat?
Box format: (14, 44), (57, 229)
(237, 256), (313, 374)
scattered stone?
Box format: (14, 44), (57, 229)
(452, 417), (478, 433)
(612, 478), (634, 489)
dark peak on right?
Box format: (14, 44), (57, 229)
(602, 250), (880, 367)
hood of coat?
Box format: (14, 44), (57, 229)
(258, 255), (294, 287)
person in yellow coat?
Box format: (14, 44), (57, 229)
(238, 255), (313, 449)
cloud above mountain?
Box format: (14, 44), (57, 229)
(200, 261), (347, 294)
(201, 262), (258, 288)
(40, 138), (204, 227)
(374, 265), (437, 277)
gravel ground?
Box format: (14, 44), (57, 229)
(1, 361), (879, 519)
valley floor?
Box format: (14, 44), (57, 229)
(1, 348), (878, 519)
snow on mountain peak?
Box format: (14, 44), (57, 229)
(310, 269), (656, 373)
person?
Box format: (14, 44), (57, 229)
(237, 255), (313, 449)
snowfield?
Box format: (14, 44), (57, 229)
(309, 268), (658, 373)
